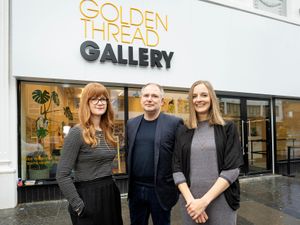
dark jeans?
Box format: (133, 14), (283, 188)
(129, 184), (171, 225)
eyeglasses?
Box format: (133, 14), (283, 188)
(90, 97), (108, 105)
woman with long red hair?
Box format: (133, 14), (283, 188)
(57, 83), (123, 225)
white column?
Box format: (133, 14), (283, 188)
(0, 0), (18, 209)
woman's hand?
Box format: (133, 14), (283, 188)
(186, 198), (209, 220)
(195, 211), (208, 223)
(188, 177), (231, 220)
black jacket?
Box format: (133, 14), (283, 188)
(126, 113), (183, 210)
(172, 121), (244, 210)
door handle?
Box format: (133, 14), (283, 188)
(248, 119), (251, 137)
(241, 120), (245, 155)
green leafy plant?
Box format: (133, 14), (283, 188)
(32, 89), (73, 141)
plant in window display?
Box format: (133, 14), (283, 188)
(26, 150), (51, 180)
(32, 89), (73, 143)
(26, 150), (49, 170)
(28, 89), (74, 180)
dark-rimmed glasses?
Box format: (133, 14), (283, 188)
(90, 97), (108, 105)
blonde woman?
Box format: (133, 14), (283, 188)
(57, 83), (123, 225)
(173, 80), (243, 225)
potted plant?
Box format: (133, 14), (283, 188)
(26, 150), (50, 180)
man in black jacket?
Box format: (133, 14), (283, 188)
(126, 83), (183, 225)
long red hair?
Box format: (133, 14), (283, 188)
(78, 83), (116, 147)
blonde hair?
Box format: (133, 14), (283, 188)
(78, 83), (117, 147)
(187, 80), (225, 129)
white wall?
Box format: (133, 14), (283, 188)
(207, 0), (300, 23)
(11, 0), (300, 96)
(289, 0), (300, 21)
(190, 0), (300, 96)
(0, 0), (18, 209)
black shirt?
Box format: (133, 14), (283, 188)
(131, 117), (157, 186)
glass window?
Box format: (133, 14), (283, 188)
(162, 91), (190, 122)
(128, 89), (144, 119)
(275, 99), (300, 161)
(219, 98), (241, 134)
(20, 82), (126, 182)
(110, 89), (126, 174)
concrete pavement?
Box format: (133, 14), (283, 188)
(1, 175), (300, 225)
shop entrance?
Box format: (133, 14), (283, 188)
(219, 97), (272, 175)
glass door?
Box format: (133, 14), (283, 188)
(219, 97), (246, 173)
(246, 100), (271, 174)
(219, 97), (271, 175)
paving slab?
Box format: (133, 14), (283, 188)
(1, 175), (299, 225)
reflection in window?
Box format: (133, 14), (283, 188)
(275, 99), (300, 161)
(219, 98), (241, 136)
(20, 82), (126, 182)
(219, 98), (241, 118)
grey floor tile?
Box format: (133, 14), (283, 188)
(1, 175), (300, 225)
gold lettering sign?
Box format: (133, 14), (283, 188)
(79, 0), (168, 47)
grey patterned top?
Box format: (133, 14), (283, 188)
(56, 126), (117, 212)
(173, 122), (239, 185)
(173, 121), (239, 225)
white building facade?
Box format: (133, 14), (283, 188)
(1, 0), (300, 209)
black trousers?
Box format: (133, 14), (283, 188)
(69, 176), (123, 225)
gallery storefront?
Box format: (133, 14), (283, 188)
(1, 0), (300, 209)
(16, 81), (300, 203)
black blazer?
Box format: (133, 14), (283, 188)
(126, 113), (183, 210)
(172, 121), (244, 210)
